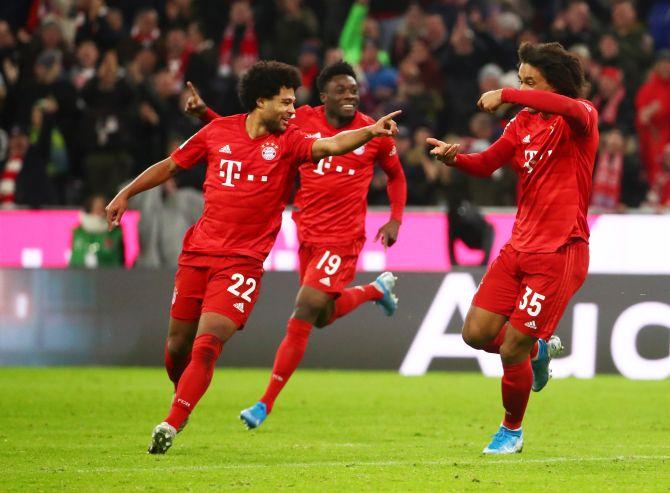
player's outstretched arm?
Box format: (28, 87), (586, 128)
(376, 141), (407, 248)
(311, 110), (401, 162)
(427, 136), (515, 178)
(478, 88), (592, 134)
(184, 81), (221, 123)
(105, 157), (179, 230)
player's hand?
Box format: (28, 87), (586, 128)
(105, 193), (128, 231)
(375, 219), (401, 249)
(370, 110), (402, 137)
(426, 137), (460, 164)
(477, 89), (503, 113)
(185, 81), (206, 117)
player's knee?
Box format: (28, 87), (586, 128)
(293, 298), (328, 325)
(499, 339), (528, 363)
(167, 333), (192, 356)
(461, 321), (486, 349)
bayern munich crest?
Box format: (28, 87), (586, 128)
(261, 142), (279, 160)
(353, 145), (366, 156)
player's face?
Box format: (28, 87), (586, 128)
(518, 63), (555, 113)
(260, 86), (297, 132)
(321, 75), (359, 119)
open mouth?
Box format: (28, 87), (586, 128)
(341, 104), (356, 110)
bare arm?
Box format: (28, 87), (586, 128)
(311, 110), (401, 162)
(106, 157), (179, 230)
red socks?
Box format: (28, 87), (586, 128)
(165, 333), (223, 430)
(260, 318), (312, 413)
(328, 284), (382, 324)
(164, 340), (192, 390)
(501, 357), (533, 430)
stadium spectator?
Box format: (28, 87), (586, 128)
(550, 1), (600, 51)
(74, 0), (121, 54)
(611, 0), (654, 78)
(131, 175), (203, 268)
(79, 49), (135, 199)
(0, 125), (29, 207)
(423, 13), (449, 63)
(163, 27), (191, 93)
(646, 142), (670, 211)
(70, 39), (99, 90)
(272, 0), (318, 66)
(69, 193), (124, 268)
(591, 66), (633, 132)
(340, 0), (390, 66)
(442, 12), (488, 135)
(595, 32), (638, 95)
(401, 125), (438, 206)
(591, 129), (626, 212)
(636, 50), (670, 182)
(217, 0), (258, 78)
(164, 0), (194, 30)
(295, 41), (320, 106)
(183, 21), (217, 105)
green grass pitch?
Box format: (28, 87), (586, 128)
(2, 368), (670, 492)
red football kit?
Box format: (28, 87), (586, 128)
(292, 105), (405, 295)
(202, 105), (406, 297)
(457, 89), (599, 339)
(169, 113), (317, 327)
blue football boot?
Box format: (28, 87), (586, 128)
(531, 335), (564, 392)
(240, 401), (267, 429)
(483, 425), (523, 455)
(372, 272), (398, 316)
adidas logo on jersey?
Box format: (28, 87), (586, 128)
(524, 320), (537, 329)
(219, 144), (232, 154)
(233, 302), (245, 313)
(319, 277), (331, 287)
(522, 134), (531, 144)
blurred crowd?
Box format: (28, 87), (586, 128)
(1, 0), (670, 218)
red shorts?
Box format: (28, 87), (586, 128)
(472, 240), (589, 340)
(298, 240), (364, 297)
(170, 256), (264, 328)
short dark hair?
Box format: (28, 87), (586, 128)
(518, 42), (585, 98)
(238, 60), (301, 112)
(316, 60), (357, 92)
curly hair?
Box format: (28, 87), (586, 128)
(238, 60), (302, 112)
(518, 42), (585, 98)
(316, 60), (357, 92)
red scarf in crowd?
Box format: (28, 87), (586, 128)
(591, 151), (624, 211)
(219, 22), (258, 75)
(0, 155), (24, 206)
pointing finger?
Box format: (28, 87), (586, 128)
(426, 137), (446, 147)
(381, 110), (402, 121)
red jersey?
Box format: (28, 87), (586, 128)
(291, 105), (405, 246)
(170, 114), (317, 264)
(455, 89), (599, 253)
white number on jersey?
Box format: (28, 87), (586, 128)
(315, 250), (342, 275)
(227, 273), (257, 302)
(518, 286), (546, 317)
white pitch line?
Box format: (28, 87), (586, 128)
(67, 455), (670, 474)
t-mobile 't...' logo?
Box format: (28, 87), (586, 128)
(220, 159), (242, 187)
(219, 159), (268, 187)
